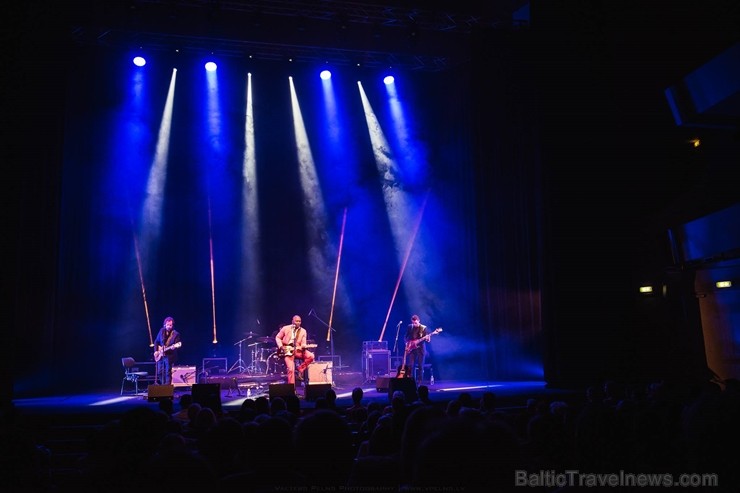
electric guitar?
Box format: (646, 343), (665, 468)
(278, 343), (317, 358)
(405, 327), (443, 352)
(153, 341), (182, 362)
(396, 350), (410, 378)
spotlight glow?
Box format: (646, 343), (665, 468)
(383, 75), (395, 85)
(320, 69), (332, 80)
(133, 56), (146, 67)
(205, 61), (218, 72)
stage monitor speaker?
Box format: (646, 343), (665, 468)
(192, 383), (222, 414)
(305, 383), (332, 401)
(308, 362), (332, 384)
(269, 383), (295, 399)
(375, 376), (391, 392)
(389, 378), (418, 402)
(147, 384), (174, 402)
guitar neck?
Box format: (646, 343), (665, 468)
(406, 328), (442, 350)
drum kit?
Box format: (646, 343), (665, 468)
(230, 330), (322, 376)
(246, 337), (282, 375)
(228, 331), (285, 376)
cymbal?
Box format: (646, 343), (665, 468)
(244, 331), (259, 337)
(255, 336), (273, 343)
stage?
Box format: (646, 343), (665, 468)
(11, 378), (580, 419)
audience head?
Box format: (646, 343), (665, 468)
(413, 417), (523, 491)
(351, 387), (364, 404)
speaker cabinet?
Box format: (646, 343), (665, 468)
(192, 383), (222, 414)
(147, 384), (174, 402)
(305, 383), (332, 401)
(363, 349), (391, 380)
(307, 362), (332, 384)
(389, 378), (418, 402)
(268, 383), (295, 399)
(375, 376), (391, 392)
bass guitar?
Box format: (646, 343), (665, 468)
(278, 343), (318, 358)
(405, 327), (443, 352)
(154, 341), (182, 362)
(397, 328), (444, 378)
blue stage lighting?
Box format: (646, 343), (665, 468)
(133, 56), (146, 67)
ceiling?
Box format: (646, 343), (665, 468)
(65, 0), (531, 71)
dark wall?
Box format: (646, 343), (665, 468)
(530, 1), (739, 386)
(8, 4), (71, 401)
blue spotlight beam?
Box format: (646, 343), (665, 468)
(131, 228), (154, 347)
(377, 190), (430, 342)
(208, 200), (218, 344)
(327, 207), (347, 343)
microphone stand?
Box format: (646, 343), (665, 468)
(393, 320), (403, 372)
(309, 309), (337, 387)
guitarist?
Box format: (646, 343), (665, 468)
(153, 316), (181, 385)
(275, 315), (315, 385)
(404, 314), (430, 383)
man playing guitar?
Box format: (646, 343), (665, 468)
(153, 316), (182, 385)
(403, 314), (430, 383)
(275, 314), (315, 385)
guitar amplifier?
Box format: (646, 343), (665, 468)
(307, 362), (332, 384)
(202, 357), (228, 375)
(362, 341), (388, 352)
(172, 366), (197, 387)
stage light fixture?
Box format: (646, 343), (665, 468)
(205, 61), (217, 71)
(639, 285), (654, 294)
(133, 56), (146, 67)
(383, 75), (395, 85)
(320, 69), (331, 80)
(716, 280), (732, 289)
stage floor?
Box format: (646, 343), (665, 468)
(12, 379), (581, 419)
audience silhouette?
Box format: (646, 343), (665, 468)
(8, 374), (740, 492)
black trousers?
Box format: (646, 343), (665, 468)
(406, 348), (425, 382)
